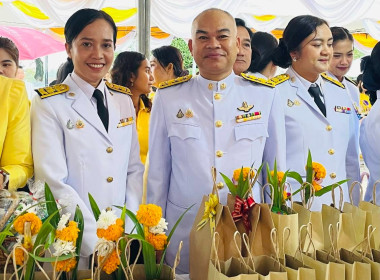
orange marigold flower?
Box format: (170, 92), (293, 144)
(136, 204), (162, 227)
(15, 247), (26, 266)
(312, 181), (323, 191)
(312, 162), (326, 180)
(100, 249), (120, 274)
(56, 221), (80, 242)
(146, 232), (168, 250)
(97, 218), (124, 241)
(283, 190), (291, 200)
(270, 171), (285, 184)
(54, 257), (77, 272)
(13, 213), (42, 235)
(233, 167), (255, 182)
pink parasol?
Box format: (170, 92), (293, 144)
(0, 26), (65, 60)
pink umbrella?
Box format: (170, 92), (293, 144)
(0, 26), (65, 60)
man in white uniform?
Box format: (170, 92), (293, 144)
(147, 8), (280, 273)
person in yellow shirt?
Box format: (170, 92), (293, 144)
(0, 37), (18, 79)
(0, 75), (33, 191)
(110, 51), (154, 164)
(357, 73), (371, 115)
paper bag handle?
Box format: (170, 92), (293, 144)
(372, 180), (380, 206)
(331, 184), (344, 211)
(300, 182), (315, 210)
(211, 231), (222, 274)
(172, 241), (183, 278)
(261, 183), (274, 209)
(349, 181), (363, 205)
(327, 224), (339, 259)
(233, 231), (252, 272)
(242, 232), (256, 272)
(296, 223), (316, 262)
(211, 166), (220, 200)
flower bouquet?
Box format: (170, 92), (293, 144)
(220, 164), (262, 233)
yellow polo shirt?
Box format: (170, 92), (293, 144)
(136, 97), (152, 164)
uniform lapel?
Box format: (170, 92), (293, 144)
(65, 77), (112, 142)
(105, 88), (120, 142)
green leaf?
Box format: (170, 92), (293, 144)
(29, 253), (77, 262)
(306, 150), (313, 184)
(72, 205), (84, 280)
(220, 172), (237, 196)
(123, 208), (144, 237)
(88, 193), (101, 221)
(315, 179), (350, 196)
(44, 182), (60, 228)
(287, 171), (304, 185)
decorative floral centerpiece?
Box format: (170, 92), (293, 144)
(220, 165), (262, 232)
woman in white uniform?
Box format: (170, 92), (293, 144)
(31, 9), (143, 263)
(360, 42), (380, 202)
(264, 15), (360, 209)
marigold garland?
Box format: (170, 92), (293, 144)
(146, 232), (168, 250)
(13, 213), (42, 235)
(54, 257), (77, 272)
(96, 218), (124, 241)
(270, 171), (285, 184)
(136, 204), (162, 227)
(55, 221), (80, 242)
(233, 167), (255, 182)
(14, 247), (26, 266)
(100, 249), (120, 274)
(312, 162), (326, 180)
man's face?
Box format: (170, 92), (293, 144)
(233, 26), (252, 75)
(188, 10), (239, 81)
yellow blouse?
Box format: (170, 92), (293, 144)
(360, 92), (371, 115)
(136, 97), (151, 164)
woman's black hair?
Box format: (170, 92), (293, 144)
(248, 31), (278, 73)
(111, 51), (152, 111)
(330, 26), (353, 46)
(151, 46), (188, 77)
(272, 15), (329, 68)
(0, 37), (19, 67)
(64, 9), (117, 72)
(362, 41), (380, 105)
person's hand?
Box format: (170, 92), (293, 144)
(0, 173), (4, 190)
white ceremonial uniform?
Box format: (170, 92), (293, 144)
(31, 73), (143, 257)
(264, 67), (360, 210)
(147, 72), (278, 273)
(360, 90), (380, 202)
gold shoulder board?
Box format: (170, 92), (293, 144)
(105, 81), (132, 96)
(35, 84), (69, 99)
(321, 73), (345, 89)
(269, 74), (290, 86)
(344, 76), (357, 86)
(158, 75), (192, 89)
(241, 73), (275, 88)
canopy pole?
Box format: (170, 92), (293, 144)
(138, 0), (151, 57)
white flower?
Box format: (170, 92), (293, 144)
(97, 209), (118, 229)
(16, 234), (24, 245)
(149, 218), (168, 235)
(57, 213), (71, 231)
(95, 238), (115, 257)
(52, 239), (76, 257)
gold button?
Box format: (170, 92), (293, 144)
(106, 147), (113, 153)
(328, 149), (335, 155)
(208, 83), (213, 90)
(330, 173), (336, 179)
(68, 92), (75, 97)
(215, 120), (223, 128)
(326, 125), (332, 131)
(216, 150), (223, 157)
(220, 83), (226, 90)
(107, 177), (113, 183)
(214, 93), (221, 100)
(217, 182), (224, 189)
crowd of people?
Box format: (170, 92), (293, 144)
(1, 7), (380, 274)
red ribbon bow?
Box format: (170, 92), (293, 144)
(231, 195), (256, 233)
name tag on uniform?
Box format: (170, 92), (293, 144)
(117, 117), (134, 127)
(235, 111), (261, 123)
(334, 106), (351, 114)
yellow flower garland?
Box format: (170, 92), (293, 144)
(56, 221), (80, 242)
(233, 167), (255, 182)
(136, 204), (162, 227)
(96, 218), (124, 241)
(100, 249), (120, 274)
(146, 232), (168, 250)
(54, 258), (77, 272)
(311, 162), (326, 191)
(270, 170), (285, 184)
(13, 213), (42, 235)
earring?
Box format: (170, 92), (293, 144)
(292, 57), (297, 62)
(131, 81), (134, 87)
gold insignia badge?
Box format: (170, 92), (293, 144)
(117, 117), (134, 127)
(185, 109), (193, 118)
(287, 99), (294, 107)
(237, 101), (254, 112)
(294, 100), (301, 106)
(76, 119), (85, 129)
(176, 109), (184, 118)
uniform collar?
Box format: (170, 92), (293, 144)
(246, 71), (267, 79)
(197, 71), (236, 93)
(287, 67), (323, 93)
(71, 71), (106, 100)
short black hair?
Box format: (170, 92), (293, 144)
(151, 46), (188, 78)
(235, 18), (254, 40)
(248, 31), (278, 73)
(363, 41), (380, 104)
(330, 27), (353, 46)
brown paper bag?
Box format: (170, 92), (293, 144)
(364, 249), (380, 280)
(190, 180), (240, 280)
(339, 248), (371, 280)
(271, 211), (298, 256)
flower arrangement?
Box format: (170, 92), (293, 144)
(220, 165), (262, 232)
(288, 150), (349, 204)
(196, 193), (218, 235)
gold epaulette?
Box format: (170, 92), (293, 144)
(106, 81), (132, 96)
(269, 74), (290, 86)
(35, 84), (69, 99)
(158, 75), (192, 89)
(321, 73), (345, 89)
(241, 73), (275, 88)
(345, 76), (357, 86)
